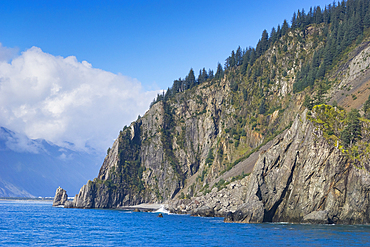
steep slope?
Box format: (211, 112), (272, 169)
(0, 179), (34, 198)
(225, 109), (370, 224)
(63, 0), (370, 222)
(66, 78), (270, 208)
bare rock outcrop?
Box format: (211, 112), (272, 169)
(52, 187), (68, 207)
(168, 176), (249, 217)
(225, 110), (370, 224)
(167, 109), (370, 225)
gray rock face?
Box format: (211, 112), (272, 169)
(191, 206), (215, 217)
(302, 210), (330, 224)
(52, 187), (68, 207)
(62, 107), (370, 225)
(227, 110), (370, 224)
(167, 110), (370, 225)
(65, 78), (265, 209)
(167, 177), (249, 217)
(224, 199), (264, 223)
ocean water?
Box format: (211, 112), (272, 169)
(1, 200), (370, 246)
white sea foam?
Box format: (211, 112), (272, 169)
(153, 205), (171, 214)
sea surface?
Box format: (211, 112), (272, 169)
(1, 200), (370, 246)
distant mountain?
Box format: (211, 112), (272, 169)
(0, 127), (104, 197)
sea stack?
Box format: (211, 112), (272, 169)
(52, 187), (68, 207)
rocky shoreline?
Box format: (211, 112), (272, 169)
(53, 112), (370, 225)
(167, 176), (249, 218)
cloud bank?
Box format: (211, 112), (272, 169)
(0, 45), (160, 153)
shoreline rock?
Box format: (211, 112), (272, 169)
(52, 187), (68, 207)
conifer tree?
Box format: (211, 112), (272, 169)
(185, 68), (195, 89)
(259, 98), (266, 114)
(281, 20), (289, 36)
(236, 46), (243, 66)
(208, 69), (214, 80)
(363, 95), (370, 119)
(341, 109), (361, 147)
(215, 63), (224, 79)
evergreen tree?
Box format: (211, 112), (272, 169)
(185, 68), (196, 89)
(259, 98), (266, 114)
(364, 10), (370, 28)
(208, 69), (214, 80)
(291, 12), (297, 28)
(202, 68), (208, 81)
(303, 95), (313, 110)
(236, 46), (243, 66)
(270, 27), (277, 45)
(256, 30), (269, 56)
(363, 95), (370, 119)
(281, 19), (290, 36)
(249, 48), (256, 65)
(225, 50), (236, 68)
(315, 6), (323, 23)
(323, 41), (333, 67)
(243, 88), (248, 101)
(197, 68), (208, 84)
(341, 109), (361, 147)
(197, 69), (203, 84)
(215, 63), (224, 79)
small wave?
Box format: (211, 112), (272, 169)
(153, 205), (171, 214)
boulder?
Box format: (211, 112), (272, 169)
(224, 199), (264, 223)
(64, 201), (75, 208)
(191, 206), (215, 217)
(52, 187), (68, 207)
(302, 211), (330, 224)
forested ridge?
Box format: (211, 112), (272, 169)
(151, 0), (370, 108)
(145, 0), (370, 167)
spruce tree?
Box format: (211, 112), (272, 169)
(215, 63), (224, 79)
(185, 68), (195, 89)
(236, 46), (243, 66)
(341, 109), (361, 147)
(259, 98), (266, 114)
(363, 95), (370, 119)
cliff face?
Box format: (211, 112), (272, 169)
(225, 110), (370, 224)
(66, 78), (270, 208)
(62, 20), (370, 224)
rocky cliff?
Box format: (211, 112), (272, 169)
(59, 3), (370, 224)
(166, 109), (370, 224)
(224, 110), (370, 224)
(64, 77), (280, 209)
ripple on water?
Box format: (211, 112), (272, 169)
(1, 200), (370, 246)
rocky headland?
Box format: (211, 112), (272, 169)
(54, 2), (370, 225)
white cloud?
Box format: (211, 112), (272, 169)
(0, 43), (18, 62)
(0, 127), (44, 154)
(0, 46), (161, 153)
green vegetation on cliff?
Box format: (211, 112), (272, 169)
(161, 100), (185, 183)
(308, 104), (370, 168)
(79, 0), (370, 206)
(145, 0), (370, 199)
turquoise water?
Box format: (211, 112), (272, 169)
(1, 200), (370, 246)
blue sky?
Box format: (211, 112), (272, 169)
(0, 0), (332, 153)
(0, 0), (331, 89)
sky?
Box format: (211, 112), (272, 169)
(0, 0), (332, 154)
